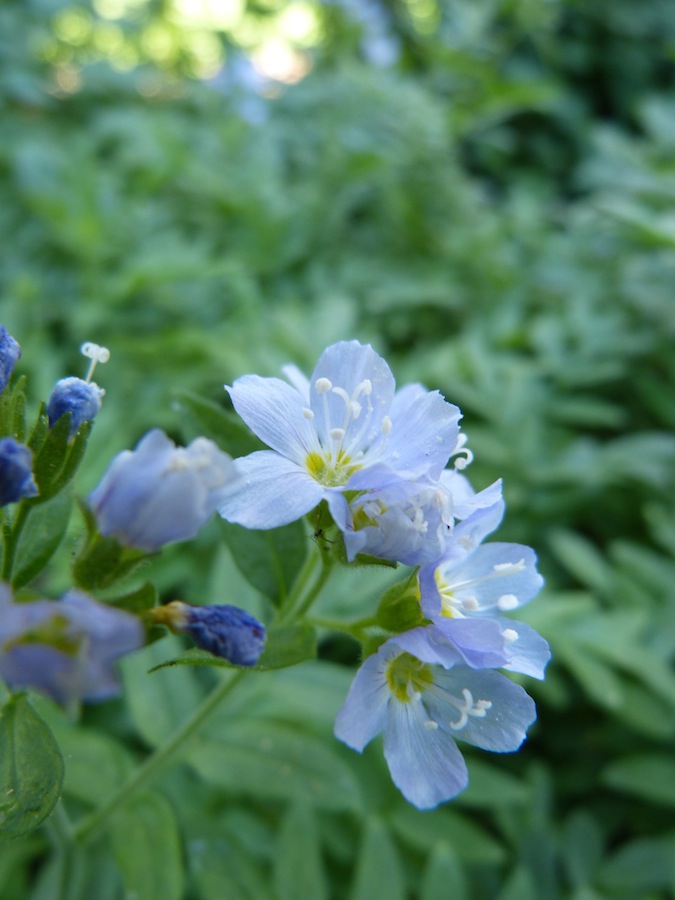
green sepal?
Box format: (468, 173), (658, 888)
(105, 581), (158, 615)
(173, 389), (264, 457)
(375, 576), (426, 632)
(148, 621), (317, 673)
(0, 694), (64, 839)
(26, 406), (93, 503)
(0, 375), (28, 441)
(72, 528), (151, 592)
(11, 489), (73, 589)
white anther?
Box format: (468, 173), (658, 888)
(80, 341), (110, 383)
(497, 593), (519, 611)
(424, 719), (439, 731)
(350, 400), (362, 418)
(448, 688), (492, 730)
(502, 628), (518, 643)
(329, 427), (346, 441)
(358, 379), (372, 396)
(462, 596), (479, 611)
(315, 377), (332, 393)
(493, 559), (526, 574)
(302, 407), (314, 420)
(381, 415), (392, 435)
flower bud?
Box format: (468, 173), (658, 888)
(0, 437), (38, 506)
(0, 325), (21, 393)
(89, 429), (240, 552)
(47, 377), (103, 435)
(151, 600), (266, 666)
(0, 584), (143, 705)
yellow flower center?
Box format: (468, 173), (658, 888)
(385, 652), (434, 702)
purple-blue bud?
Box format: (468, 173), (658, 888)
(0, 325), (21, 393)
(47, 377), (103, 435)
(0, 437), (38, 506)
(0, 584), (144, 705)
(154, 600), (266, 666)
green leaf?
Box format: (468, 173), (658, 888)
(174, 390), (263, 457)
(148, 622), (317, 673)
(111, 792), (184, 900)
(219, 519), (308, 604)
(420, 842), (469, 900)
(274, 803), (328, 900)
(72, 530), (150, 592)
(105, 581), (158, 615)
(187, 720), (363, 811)
(602, 754), (675, 807)
(350, 817), (405, 900)
(0, 694), (64, 838)
(11, 490), (73, 589)
(598, 834), (675, 896)
(390, 804), (506, 865)
(457, 758), (529, 808)
(375, 576), (425, 632)
(121, 636), (207, 747)
(189, 837), (277, 900)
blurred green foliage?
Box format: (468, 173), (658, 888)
(2, 0), (675, 897)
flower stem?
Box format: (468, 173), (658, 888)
(1, 500), (31, 582)
(277, 545), (334, 624)
(72, 669), (246, 844)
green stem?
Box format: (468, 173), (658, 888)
(1, 500), (31, 582)
(48, 799), (75, 849)
(277, 546), (334, 624)
(73, 669), (246, 844)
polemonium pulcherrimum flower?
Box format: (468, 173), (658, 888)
(0, 584), (143, 705)
(334, 625), (537, 809)
(150, 600), (266, 666)
(218, 341), (463, 529)
(418, 539), (550, 680)
(0, 324), (21, 392)
(89, 429), (240, 552)
(331, 473), (504, 567)
(0, 437), (38, 506)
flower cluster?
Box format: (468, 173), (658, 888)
(220, 341), (549, 808)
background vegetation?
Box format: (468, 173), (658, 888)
(2, 0), (675, 897)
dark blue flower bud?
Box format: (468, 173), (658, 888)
(0, 437), (38, 506)
(0, 325), (21, 393)
(152, 600), (266, 667)
(47, 377), (103, 435)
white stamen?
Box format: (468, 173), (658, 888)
(359, 379), (372, 396)
(448, 688), (493, 730)
(350, 400), (362, 418)
(80, 341), (110, 383)
(424, 719), (439, 731)
(452, 433), (474, 469)
(330, 427), (345, 441)
(493, 559), (526, 574)
(302, 407), (314, 420)
(497, 593), (519, 611)
(502, 628), (518, 643)
(315, 377), (332, 393)
(382, 415), (392, 435)
(462, 595), (479, 610)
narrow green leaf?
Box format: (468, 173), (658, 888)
(105, 581), (158, 615)
(111, 792), (184, 900)
(457, 758), (529, 808)
(220, 519), (308, 604)
(420, 842), (468, 900)
(0, 694), (64, 838)
(350, 817), (405, 900)
(274, 803), (328, 900)
(390, 804), (506, 864)
(187, 720), (363, 811)
(603, 754), (675, 807)
(189, 837), (277, 900)
(11, 490), (73, 589)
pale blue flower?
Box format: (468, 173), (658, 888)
(47, 376), (103, 435)
(218, 341), (462, 529)
(331, 474), (503, 567)
(0, 584), (143, 705)
(0, 438), (38, 506)
(153, 600), (266, 666)
(89, 429), (239, 552)
(418, 542), (549, 679)
(0, 325), (21, 392)
(334, 626), (537, 809)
